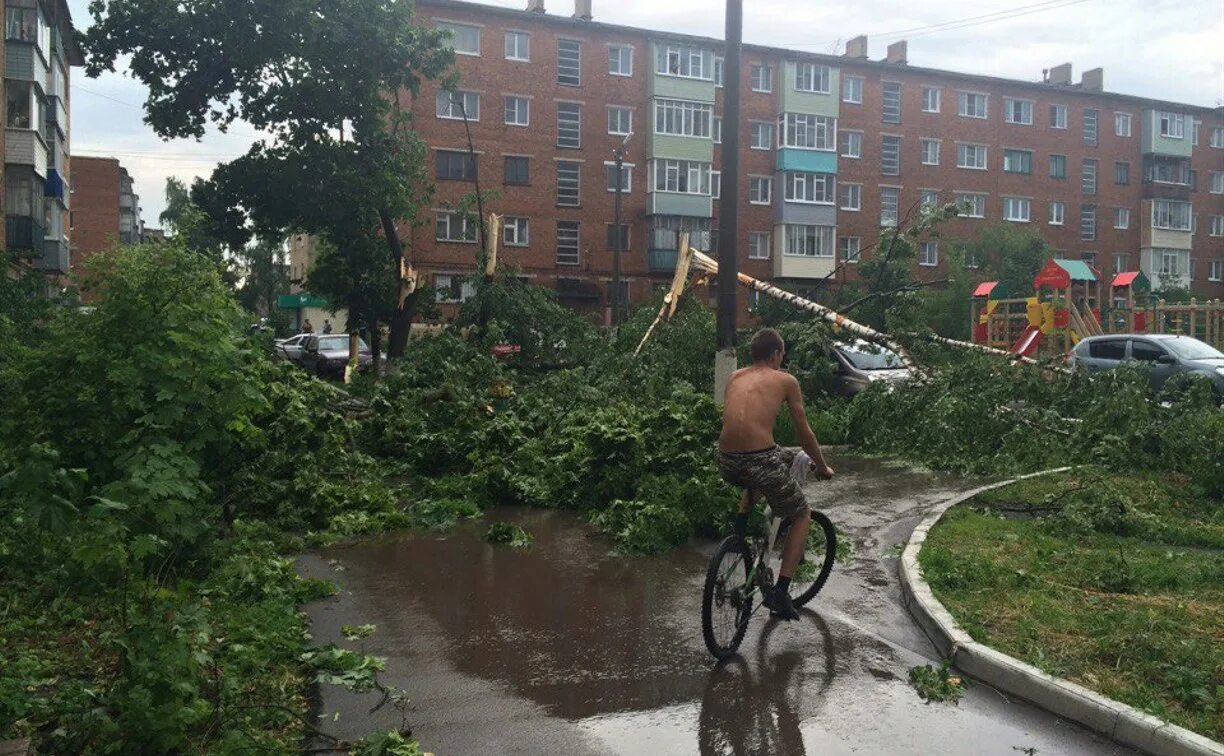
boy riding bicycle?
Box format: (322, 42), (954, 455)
(716, 328), (834, 621)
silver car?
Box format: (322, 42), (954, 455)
(275, 333), (313, 363)
(827, 340), (914, 398)
(1070, 334), (1224, 398)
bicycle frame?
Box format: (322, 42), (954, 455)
(741, 505), (784, 599)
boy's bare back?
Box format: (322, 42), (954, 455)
(718, 365), (800, 453)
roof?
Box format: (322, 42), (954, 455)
(418, 0), (1223, 115)
(1110, 271), (1150, 290)
(1034, 258), (1098, 289)
(972, 281), (1003, 298)
(1053, 259), (1098, 282)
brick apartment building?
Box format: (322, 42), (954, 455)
(70, 155), (147, 267)
(3, 0), (81, 273)
(403, 0), (1224, 322)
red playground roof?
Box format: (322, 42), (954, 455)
(972, 281), (1000, 298)
(1110, 271), (1150, 290)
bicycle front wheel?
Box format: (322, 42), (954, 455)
(790, 511), (837, 609)
(702, 535), (754, 661)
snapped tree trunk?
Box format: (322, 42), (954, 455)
(380, 207), (416, 359)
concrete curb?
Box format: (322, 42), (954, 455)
(899, 468), (1224, 756)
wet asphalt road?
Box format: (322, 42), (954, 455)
(300, 453), (1138, 755)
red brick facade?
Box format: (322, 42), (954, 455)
(71, 156), (123, 267)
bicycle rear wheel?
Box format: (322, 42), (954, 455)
(702, 535), (754, 660)
(789, 511), (837, 609)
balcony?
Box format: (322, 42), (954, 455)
(39, 238), (69, 273)
(648, 248), (678, 273)
(5, 129), (48, 177)
(4, 41), (49, 83)
(6, 215), (46, 252)
(1141, 179), (1191, 202)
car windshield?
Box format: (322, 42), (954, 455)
(318, 336), (368, 351)
(1162, 338), (1224, 361)
(838, 342), (905, 371)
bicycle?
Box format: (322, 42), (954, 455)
(701, 493), (837, 660)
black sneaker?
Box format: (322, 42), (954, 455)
(763, 586), (800, 621)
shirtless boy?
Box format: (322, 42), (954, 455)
(717, 328), (834, 620)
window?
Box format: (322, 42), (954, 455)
(557, 39), (581, 86)
(5, 6), (40, 44)
(557, 102), (581, 148)
(1211, 171), (1224, 194)
(1192, 120), (1200, 146)
(750, 64), (772, 92)
(1049, 103), (1067, 129)
(4, 80), (35, 128)
(779, 113), (835, 150)
(920, 139), (939, 166)
(1114, 112), (1131, 137)
(604, 162), (632, 192)
(504, 156), (529, 185)
(842, 76), (863, 104)
(608, 106), (632, 136)
(654, 99), (713, 138)
(1089, 339), (1127, 360)
(1151, 200), (1191, 231)
(880, 187), (899, 227)
(919, 189), (940, 210)
(651, 159), (711, 195)
(794, 63), (831, 93)
(1115, 207), (1130, 229)
(922, 86), (940, 113)
(657, 44), (708, 79)
(748, 232), (771, 260)
(1159, 250), (1185, 278)
(882, 83), (902, 124)
(556, 221), (580, 265)
(436, 90), (479, 120)
(840, 236), (861, 263)
(919, 241), (938, 267)
(783, 225), (834, 257)
(1212, 127), (1224, 148)
(1082, 159), (1098, 194)
(1003, 197), (1031, 222)
(505, 31), (529, 61)
(435, 211), (476, 242)
(556, 161), (581, 206)
(1114, 254), (1127, 273)
(881, 135), (900, 176)
(1080, 204), (1096, 241)
(784, 172), (834, 204)
(503, 216), (529, 246)
(958, 92), (988, 119)
(957, 193), (986, 218)
(749, 121), (774, 150)
(1003, 149), (1032, 174)
(605, 223), (630, 250)
(1210, 216), (1224, 237)
(1114, 161), (1130, 185)
(839, 182), (861, 211)
(840, 130), (862, 158)
(710, 170), (720, 199)
(712, 116), (722, 144)
(434, 275), (477, 303)
(435, 150), (476, 180)
(608, 45), (633, 76)
(957, 143), (987, 169)
(1049, 201), (1065, 225)
(713, 57), (723, 87)
(437, 21), (479, 55)
(1157, 111), (1184, 139)
(1207, 259), (1223, 281)
(504, 96), (529, 126)
(748, 176), (772, 205)
(1049, 154), (1067, 179)
(1004, 98), (1033, 125)
(1083, 108), (1098, 145)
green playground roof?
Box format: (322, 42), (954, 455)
(1052, 259), (1098, 282)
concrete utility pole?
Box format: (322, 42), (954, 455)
(611, 133), (630, 326)
(714, 0), (743, 403)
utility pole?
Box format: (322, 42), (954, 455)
(715, 0), (743, 403)
(612, 140), (626, 325)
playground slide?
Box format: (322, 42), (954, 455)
(1010, 324), (1043, 357)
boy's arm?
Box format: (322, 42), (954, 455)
(784, 374), (834, 479)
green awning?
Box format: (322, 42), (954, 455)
(277, 292), (329, 309)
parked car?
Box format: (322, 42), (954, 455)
(275, 333), (312, 363)
(825, 340), (914, 398)
(301, 334), (373, 378)
(1070, 334), (1224, 398)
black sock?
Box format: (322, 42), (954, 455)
(734, 512), (749, 536)
(776, 576), (791, 594)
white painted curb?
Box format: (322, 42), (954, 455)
(899, 468), (1224, 756)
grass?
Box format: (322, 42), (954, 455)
(920, 470), (1223, 741)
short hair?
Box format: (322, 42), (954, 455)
(750, 328), (785, 362)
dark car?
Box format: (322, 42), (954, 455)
(301, 334), (373, 378)
(825, 340), (915, 398)
(1070, 334), (1224, 398)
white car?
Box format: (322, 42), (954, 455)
(275, 333), (313, 363)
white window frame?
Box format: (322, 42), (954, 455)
(711, 170), (720, 199)
(749, 120), (774, 150)
(1003, 148), (1033, 175)
(1081, 204), (1096, 241)
(1114, 254), (1128, 273)
(504, 95), (529, 127)
(750, 64), (773, 93)
(504, 31), (529, 62)
(1212, 127), (1224, 149)
(1210, 171), (1224, 194)
(880, 187), (900, 227)
(435, 211), (477, 242)
(840, 182), (861, 211)
(1151, 200), (1191, 231)
(783, 224), (834, 258)
(748, 231), (771, 260)
(1083, 108), (1099, 145)
(920, 138), (940, 166)
(1003, 196), (1031, 223)
(881, 135), (901, 176)
(794, 62), (831, 94)
(783, 172), (835, 205)
(608, 44), (633, 77)
(557, 38), (582, 86)
(748, 175), (773, 205)
(1157, 111), (1185, 139)
(608, 106), (632, 136)
(555, 220), (580, 266)
(958, 91), (988, 119)
(712, 116), (722, 144)
(1050, 104), (1068, 129)
(921, 86), (941, 113)
(503, 216), (529, 246)
(556, 161), (581, 207)
(957, 192), (986, 219)
(1208, 259), (1223, 281)
(1049, 201), (1065, 226)
(1082, 159), (1098, 194)
(840, 236), (862, 264)
(1004, 98), (1033, 125)
(654, 98), (713, 139)
(881, 82), (902, 124)
(840, 130), (862, 159)
(434, 274), (477, 304)
(649, 159), (711, 196)
(779, 112), (835, 151)
(842, 75), (863, 104)
(603, 161), (634, 193)
(1114, 112), (1131, 137)
(956, 143), (988, 170)
(1115, 207), (1130, 230)
(1209, 216), (1224, 237)
(437, 89), (480, 121)
(919, 240), (938, 267)
(437, 21), (480, 56)
(656, 44), (709, 80)
(556, 101), (582, 148)
(713, 57), (724, 88)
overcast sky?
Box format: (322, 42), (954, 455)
(68, 0), (1224, 228)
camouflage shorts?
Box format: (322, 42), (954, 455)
(716, 445), (809, 520)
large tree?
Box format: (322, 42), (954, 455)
(80, 0), (454, 358)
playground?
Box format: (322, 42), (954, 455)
(970, 260), (1224, 358)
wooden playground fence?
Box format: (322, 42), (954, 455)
(976, 297), (1224, 351)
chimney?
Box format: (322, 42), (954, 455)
(527, 0), (544, 12)
(1081, 67), (1103, 92)
(885, 40), (907, 64)
(1047, 62), (1072, 85)
(844, 35), (868, 59)
(572, 0), (591, 20)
